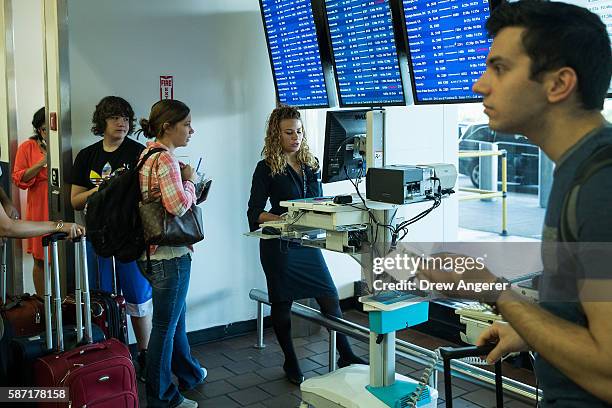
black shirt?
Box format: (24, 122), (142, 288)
(70, 138), (145, 189)
(247, 159), (322, 232)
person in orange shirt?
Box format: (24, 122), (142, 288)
(12, 107), (48, 294)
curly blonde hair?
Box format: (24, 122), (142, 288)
(262, 105), (319, 176)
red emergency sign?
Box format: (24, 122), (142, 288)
(160, 76), (174, 100)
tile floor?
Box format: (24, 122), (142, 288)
(136, 318), (536, 408)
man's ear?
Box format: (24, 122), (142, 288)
(546, 67), (578, 104)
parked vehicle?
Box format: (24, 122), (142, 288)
(458, 124), (539, 188)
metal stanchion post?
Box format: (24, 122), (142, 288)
(329, 330), (337, 372)
(501, 151), (508, 236)
(254, 300), (266, 349)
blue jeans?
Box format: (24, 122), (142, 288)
(137, 254), (203, 408)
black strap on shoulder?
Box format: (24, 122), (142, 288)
(136, 148), (166, 171)
(560, 144), (612, 241)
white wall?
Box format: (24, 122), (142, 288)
(67, 0), (275, 332)
(12, 0), (45, 292)
(65, 0), (458, 334)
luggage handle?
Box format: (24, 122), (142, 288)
(62, 341), (107, 359)
(42, 234), (93, 352)
(41, 232), (68, 247)
(1, 242), (6, 305)
(440, 344), (503, 408)
(74, 237), (93, 345)
(439, 344), (496, 360)
(42, 233), (65, 352)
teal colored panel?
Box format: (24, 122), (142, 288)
(366, 380), (432, 407)
(369, 302), (429, 334)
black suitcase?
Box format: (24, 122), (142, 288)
(439, 344), (503, 408)
(63, 256), (128, 344)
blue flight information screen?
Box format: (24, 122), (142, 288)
(561, 0), (612, 95)
(325, 0), (405, 106)
(403, 0), (493, 103)
(261, 0), (329, 108)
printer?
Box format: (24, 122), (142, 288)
(366, 164), (456, 204)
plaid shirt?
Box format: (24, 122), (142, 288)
(139, 141), (196, 254)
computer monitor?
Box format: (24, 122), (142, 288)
(400, 0), (500, 104)
(322, 0), (407, 107)
(322, 109), (370, 183)
(259, 0), (332, 108)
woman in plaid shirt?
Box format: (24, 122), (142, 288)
(136, 99), (205, 408)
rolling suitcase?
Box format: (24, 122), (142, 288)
(34, 233), (138, 408)
(0, 242), (44, 337)
(7, 235), (105, 386)
(439, 344), (503, 408)
(63, 256), (129, 343)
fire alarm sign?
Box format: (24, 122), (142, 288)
(160, 76), (174, 100)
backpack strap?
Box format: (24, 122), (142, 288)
(136, 147), (166, 171)
(560, 145), (612, 241)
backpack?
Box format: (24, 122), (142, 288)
(560, 144), (612, 241)
(85, 148), (165, 262)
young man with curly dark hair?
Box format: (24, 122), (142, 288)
(69, 96), (152, 381)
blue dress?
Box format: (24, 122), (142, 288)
(247, 160), (338, 303)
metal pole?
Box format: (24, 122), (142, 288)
(1, 243), (6, 304)
(501, 151), (508, 236)
(254, 300), (266, 349)
(329, 330), (337, 372)
(74, 237), (82, 343)
(444, 359), (452, 408)
(43, 243), (52, 351)
(51, 240), (63, 352)
(79, 238), (93, 344)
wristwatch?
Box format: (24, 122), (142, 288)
(55, 220), (64, 231)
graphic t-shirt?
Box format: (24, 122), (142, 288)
(70, 137), (145, 189)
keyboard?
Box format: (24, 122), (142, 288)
(456, 303), (503, 322)
(363, 290), (416, 305)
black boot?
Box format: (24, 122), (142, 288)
(283, 359), (305, 385)
(271, 301), (304, 385)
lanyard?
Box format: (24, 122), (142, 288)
(302, 167), (306, 198)
(288, 164), (307, 198)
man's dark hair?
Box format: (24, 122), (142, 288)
(487, 0), (612, 110)
(91, 96), (135, 136)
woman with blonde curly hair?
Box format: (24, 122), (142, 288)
(247, 106), (365, 385)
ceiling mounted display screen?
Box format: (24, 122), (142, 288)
(557, 0), (612, 96)
(324, 0), (406, 107)
(260, 0), (330, 108)
(402, 0), (494, 103)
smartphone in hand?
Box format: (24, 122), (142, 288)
(196, 179), (212, 205)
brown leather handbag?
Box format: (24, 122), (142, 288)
(139, 152), (204, 246)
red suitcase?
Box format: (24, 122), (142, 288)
(33, 234), (138, 408)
